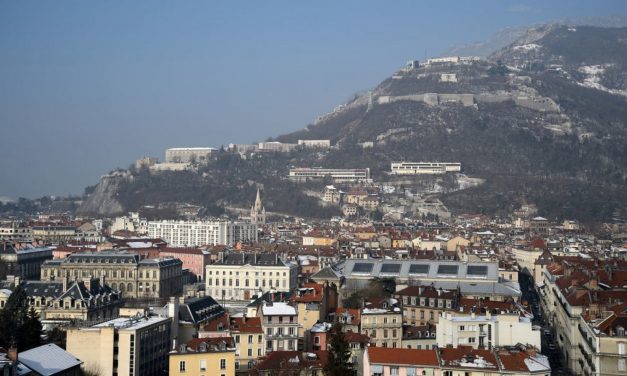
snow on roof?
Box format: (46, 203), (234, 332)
(524, 354), (551, 372)
(18, 344), (82, 376)
(94, 315), (169, 330)
(126, 241), (153, 248)
(262, 302), (296, 316)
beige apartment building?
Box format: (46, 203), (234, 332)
(41, 251), (183, 299)
(361, 305), (403, 348)
(66, 314), (171, 376)
(229, 316), (265, 375)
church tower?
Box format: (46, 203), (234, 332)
(250, 188), (266, 224)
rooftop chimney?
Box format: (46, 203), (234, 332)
(7, 344), (17, 362)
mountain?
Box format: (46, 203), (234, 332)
(78, 24), (627, 222)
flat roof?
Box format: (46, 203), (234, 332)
(93, 315), (169, 330)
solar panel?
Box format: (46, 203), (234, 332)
(409, 264), (430, 274)
(467, 265), (488, 276)
(437, 265), (459, 275)
(351, 263), (374, 273)
(380, 263), (401, 274)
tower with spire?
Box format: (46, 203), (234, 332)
(250, 188), (266, 224)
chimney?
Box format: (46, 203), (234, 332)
(486, 311), (492, 320)
(168, 297), (179, 341)
(7, 343), (17, 362)
(243, 313), (247, 323)
(471, 312), (476, 320)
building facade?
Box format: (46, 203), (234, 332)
(41, 251), (183, 299)
(206, 253), (298, 301)
(148, 220), (257, 247)
(66, 314), (171, 376)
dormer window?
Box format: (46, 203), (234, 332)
(617, 326), (625, 337)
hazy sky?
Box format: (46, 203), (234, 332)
(2, 1), (626, 199)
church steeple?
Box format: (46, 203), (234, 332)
(250, 188), (266, 224)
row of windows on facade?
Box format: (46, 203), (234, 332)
(405, 310), (437, 321)
(208, 278), (287, 288)
(44, 268), (178, 279)
(402, 297), (453, 308)
(362, 316), (399, 324)
(363, 328), (399, 339)
(179, 359), (227, 372)
(372, 368), (428, 376)
(208, 270), (288, 276)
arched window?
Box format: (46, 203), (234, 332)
(127, 283), (133, 292)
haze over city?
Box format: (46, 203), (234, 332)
(2, 0), (627, 198)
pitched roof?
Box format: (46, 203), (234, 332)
(367, 347), (439, 367)
(439, 347), (498, 370)
(18, 344), (82, 376)
(230, 316), (263, 334)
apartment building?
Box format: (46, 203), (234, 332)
(206, 253), (298, 301)
(229, 316), (265, 375)
(148, 220), (257, 247)
(394, 285), (459, 325)
(66, 314), (171, 376)
(169, 337), (236, 376)
(159, 247), (211, 282)
(361, 300), (403, 348)
(0, 222), (33, 242)
(390, 161), (461, 175)
(40, 251), (183, 299)
(436, 311), (541, 350)
(259, 302), (299, 353)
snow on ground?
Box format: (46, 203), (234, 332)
(513, 43), (541, 51)
(577, 64), (627, 97)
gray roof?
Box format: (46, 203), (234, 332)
(340, 259), (499, 281)
(180, 296), (224, 324)
(310, 266), (342, 280)
(18, 343), (82, 376)
(22, 281), (64, 298)
(216, 253), (288, 267)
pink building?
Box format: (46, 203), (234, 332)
(159, 247), (211, 282)
(364, 347), (440, 376)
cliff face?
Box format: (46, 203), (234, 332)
(76, 173), (126, 216)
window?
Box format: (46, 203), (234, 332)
(248, 349), (253, 356)
(248, 335), (253, 344)
(235, 361), (239, 370)
(469, 337), (475, 343)
(179, 361), (186, 372)
(390, 367), (399, 376)
(459, 325), (465, 331)
(220, 359), (226, 369)
(235, 335), (240, 343)
(619, 342), (626, 355)
(619, 359), (626, 371)
(199, 360), (206, 371)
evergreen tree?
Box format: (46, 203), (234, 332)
(0, 285), (43, 350)
(324, 323), (354, 376)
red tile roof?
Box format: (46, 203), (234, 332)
(367, 347), (439, 367)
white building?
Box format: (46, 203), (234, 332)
(297, 139), (331, 149)
(436, 312), (541, 350)
(390, 162), (461, 175)
(0, 222), (33, 242)
(260, 302), (299, 353)
(148, 220), (257, 247)
(288, 168), (371, 182)
(258, 142), (297, 153)
(165, 147), (217, 163)
(110, 212), (148, 235)
(206, 253), (298, 301)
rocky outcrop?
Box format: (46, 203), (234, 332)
(76, 173), (127, 216)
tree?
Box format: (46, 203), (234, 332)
(0, 285), (43, 351)
(324, 323), (354, 376)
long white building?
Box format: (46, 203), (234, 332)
(147, 220), (257, 247)
(288, 168), (371, 182)
(390, 162), (461, 175)
(165, 147), (217, 163)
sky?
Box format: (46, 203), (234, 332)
(1, 0), (627, 199)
